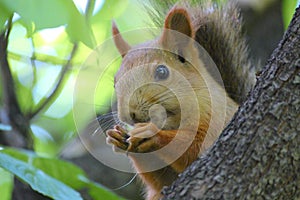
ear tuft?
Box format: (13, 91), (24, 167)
(160, 7), (194, 50)
(112, 21), (131, 57)
(164, 8), (193, 38)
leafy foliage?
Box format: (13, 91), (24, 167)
(0, 152), (82, 200)
(0, 166), (13, 200)
(282, 0), (299, 29)
(0, 148), (123, 200)
(0, 0), (94, 47)
(0, 0), (149, 199)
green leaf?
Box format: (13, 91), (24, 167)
(94, 0), (128, 20)
(0, 152), (82, 200)
(0, 0), (72, 31)
(0, 4), (12, 32)
(14, 79), (35, 114)
(66, 13), (95, 48)
(83, 178), (125, 200)
(282, 0), (298, 30)
(0, 0), (94, 47)
(32, 157), (87, 190)
(0, 167), (13, 200)
(1, 148), (124, 199)
(1, 147), (86, 189)
(31, 125), (58, 157)
(1, 148), (30, 162)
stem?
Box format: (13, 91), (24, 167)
(28, 44), (78, 119)
(0, 16), (29, 147)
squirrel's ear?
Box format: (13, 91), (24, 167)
(112, 21), (131, 57)
(161, 7), (193, 47)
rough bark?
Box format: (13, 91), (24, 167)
(162, 6), (300, 200)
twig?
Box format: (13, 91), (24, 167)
(29, 37), (37, 113)
(85, 0), (97, 46)
(0, 16), (29, 145)
(28, 0), (96, 119)
(28, 43), (78, 119)
(8, 51), (79, 66)
(85, 0), (96, 20)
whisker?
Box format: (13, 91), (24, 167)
(112, 173), (138, 191)
(90, 112), (119, 135)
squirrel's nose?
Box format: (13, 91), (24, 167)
(130, 111), (148, 123)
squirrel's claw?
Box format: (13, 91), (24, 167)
(126, 123), (161, 152)
(106, 135), (128, 152)
(128, 122), (159, 138)
(106, 127), (129, 152)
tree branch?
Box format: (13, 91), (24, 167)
(162, 6), (300, 200)
(0, 16), (30, 147)
(27, 43), (78, 119)
(8, 51), (76, 66)
(28, 0), (95, 119)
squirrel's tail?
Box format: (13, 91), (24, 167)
(145, 0), (257, 104)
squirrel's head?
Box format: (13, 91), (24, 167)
(112, 7), (209, 130)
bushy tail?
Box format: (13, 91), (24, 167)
(144, 0), (257, 104)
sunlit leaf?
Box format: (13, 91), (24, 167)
(31, 63), (62, 104)
(14, 79), (35, 114)
(0, 148), (31, 162)
(0, 0), (72, 31)
(44, 75), (75, 118)
(32, 157), (87, 190)
(7, 23), (33, 55)
(1, 0), (94, 47)
(282, 0), (298, 29)
(32, 111), (76, 148)
(94, 0), (129, 20)
(0, 167), (13, 200)
(1, 147), (124, 199)
(70, 42), (93, 65)
(66, 14), (95, 48)
(91, 19), (110, 45)
(31, 124), (58, 157)
(2, 138), (126, 199)
(1, 148), (86, 189)
(33, 27), (73, 58)
(80, 177), (125, 200)
(0, 4), (12, 32)
(0, 152), (82, 200)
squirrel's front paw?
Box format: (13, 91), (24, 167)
(127, 123), (161, 153)
(106, 125), (129, 153)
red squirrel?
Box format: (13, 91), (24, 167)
(106, 1), (255, 199)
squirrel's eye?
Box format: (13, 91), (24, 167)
(155, 65), (169, 81)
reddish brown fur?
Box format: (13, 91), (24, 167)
(111, 21), (131, 57)
(107, 3), (239, 200)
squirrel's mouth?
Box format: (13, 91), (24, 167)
(118, 106), (181, 131)
(124, 105), (180, 130)
(166, 110), (176, 116)
(119, 84), (181, 129)
(129, 109), (176, 123)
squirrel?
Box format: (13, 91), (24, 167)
(106, 0), (256, 199)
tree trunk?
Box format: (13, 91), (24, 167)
(162, 6), (300, 200)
